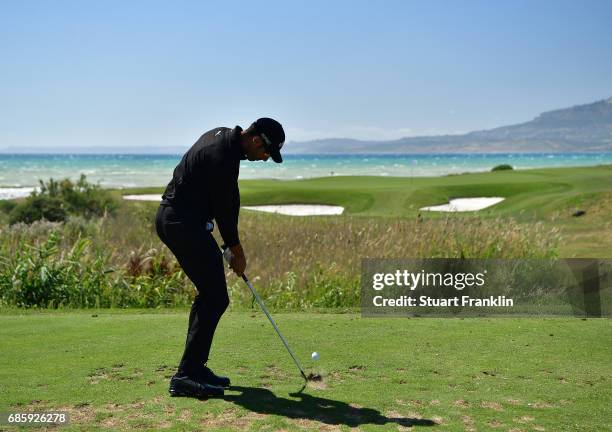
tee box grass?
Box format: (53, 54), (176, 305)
(1, 311), (610, 431)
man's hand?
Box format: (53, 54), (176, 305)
(228, 243), (246, 276)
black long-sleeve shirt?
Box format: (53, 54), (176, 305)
(161, 126), (245, 247)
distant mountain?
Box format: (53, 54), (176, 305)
(2, 98), (611, 154)
(286, 97), (612, 153)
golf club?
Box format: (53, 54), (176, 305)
(221, 244), (310, 382)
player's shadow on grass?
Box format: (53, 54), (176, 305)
(224, 386), (436, 428)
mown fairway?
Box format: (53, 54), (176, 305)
(121, 164), (612, 218)
(120, 164), (612, 257)
(240, 164), (612, 258)
(1, 311), (610, 431)
(240, 164), (612, 220)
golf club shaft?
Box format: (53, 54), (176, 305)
(240, 274), (307, 380)
(220, 244), (307, 380)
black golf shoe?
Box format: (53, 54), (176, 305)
(195, 366), (231, 388)
(168, 374), (224, 398)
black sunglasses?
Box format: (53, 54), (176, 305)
(260, 133), (283, 153)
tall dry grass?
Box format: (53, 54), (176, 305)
(0, 201), (560, 309)
(229, 212), (560, 307)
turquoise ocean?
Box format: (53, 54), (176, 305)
(1, 153), (611, 199)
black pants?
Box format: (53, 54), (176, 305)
(155, 204), (229, 377)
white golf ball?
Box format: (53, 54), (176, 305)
(311, 351), (320, 360)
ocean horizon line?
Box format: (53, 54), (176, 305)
(1, 151), (611, 157)
(1, 152), (611, 192)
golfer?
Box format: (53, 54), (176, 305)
(155, 118), (285, 398)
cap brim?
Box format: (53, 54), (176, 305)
(270, 149), (283, 163)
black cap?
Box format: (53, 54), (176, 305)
(254, 117), (285, 163)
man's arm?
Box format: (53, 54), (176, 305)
(209, 164), (246, 275)
(211, 174), (240, 248)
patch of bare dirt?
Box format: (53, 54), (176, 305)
(35, 398), (166, 429)
(200, 407), (268, 431)
(513, 415), (535, 423)
(528, 401), (556, 409)
(306, 378), (328, 390)
(480, 401), (503, 411)
(384, 410), (405, 419)
(488, 419), (503, 428)
(461, 415), (476, 432)
(265, 365), (288, 381)
(454, 399), (470, 408)
(290, 417), (342, 431)
(429, 415), (445, 425)
(155, 419), (172, 428)
(178, 409), (192, 422)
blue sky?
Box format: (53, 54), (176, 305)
(1, 0), (611, 149)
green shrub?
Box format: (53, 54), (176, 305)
(0, 200), (18, 214)
(491, 164), (514, 172)
(9, 195), (67, 225)
(0, 223), (194, 309)
(53, 175), (118, 218)
(8, 175), (118, 225)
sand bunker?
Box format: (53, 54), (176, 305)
(122, 195), (344, 216)
(123, 194), (162, 201)
(420, 197), (505, 212)
(243, 204), (344, 216)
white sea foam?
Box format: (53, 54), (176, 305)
(0, 187), (37, 200)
